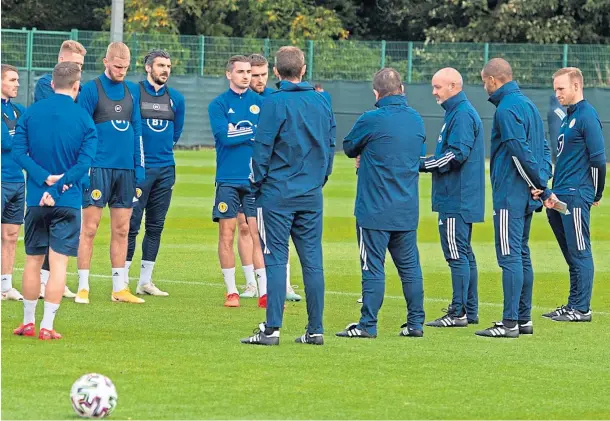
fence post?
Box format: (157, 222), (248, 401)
(199, 35), (205, 77)
(264, 38), (270, 58)
(26, 28), (35, 104)
(70, 29), (79, 41)
(407, 41), (413, 84)
(484, 43), (489, 63)
(562, 44), (568, 67)
(380, 40), (386, 69)
(307, 40), (314, 81)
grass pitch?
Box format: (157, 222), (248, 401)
(2, 150), (609, 419)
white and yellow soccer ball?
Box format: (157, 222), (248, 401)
(70, 373), (118, 418)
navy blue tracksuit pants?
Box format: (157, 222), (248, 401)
(127, 166), (175, 262)
(438, 213), (479, 320)
(356, 224), (425, 335)
(258, 207), (324, 334)
(493, 209), (534, 322)
(546, 194), (594, 313)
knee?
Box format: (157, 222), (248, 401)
(238, 222), (250, 237)
(81, 222), (99, 240)
(112, 224), (129, 239)
(145, 221), (164, 236)
(2, 229), (19, 244)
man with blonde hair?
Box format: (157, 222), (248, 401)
(34, 39), (87, 300)
(75, 42), (145, 304)
(540, 67), (606, 322)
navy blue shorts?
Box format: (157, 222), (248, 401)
(212, 183), (256, 222)
(83, 168), (135, 209)
(24, 207), (81, 257)
(1, 182), (25, 225)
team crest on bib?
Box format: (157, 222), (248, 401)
(91, 189), (102, 200)
(135, 188), (142, 198)
(114, 105), (122, 113)
(218, 202), (228, 213)
(250, 105), (260, 114)
(569, 118), (576, 128)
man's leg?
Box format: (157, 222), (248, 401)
(427, 213), (470, 327)
(109, 207), (144, 303)
(240, 207), (291, 346)
(552, 196), (594, 321)
(236, 211), (257, 297)
(466, 224), (479, 323)
(475, 209), (523, 338)
(136, 167), (174, 296)
(126, 166), (154, 280)
(388, 230), (425, 334)
(546, 205), (577, 311)
(291, 209), (325, 338)
(40, 253), (50, 298)
(1, 224), (22, 300)
(1, 183), (24, 300)
(40, 248), (68, 338)
(75, 206), (103, 303)
(337, 224), (388, 338)
(518, 212), (534, 324)
(241, 187), (267, 306)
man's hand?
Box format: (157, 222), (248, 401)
(355, 155), (361, 169)
(45, 174), (63, 186)
(593, 201), (600, 207)
(39, 192), (55, 207)
(62, 184), (72, 193)
(531, 188), (544, 201)
(543, 193), (559, 209)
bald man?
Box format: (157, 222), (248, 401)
(420, 68), (485, 328)
(476, 58), (552, 338)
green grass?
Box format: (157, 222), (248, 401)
(2, 150), (610, 420)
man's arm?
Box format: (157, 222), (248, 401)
(252, 100), (284, 189)
(326, 112), (337, 182)
(582, 114), (607, 203)
(48, 115), (98, 200)
(208, 100), (253, 147)
(11, 114), (51, 186)
(420, 112), (475, 173)
(34, 77), (53, 102)
(497, 108), (550, 197)
(342, 113), (374, 158)
(172, 89), (186, 144)
(77, 82), (98, 117)
(129, 85), (145, 184)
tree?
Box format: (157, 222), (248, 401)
(1, 0), (107, 31)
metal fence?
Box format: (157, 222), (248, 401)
(3, 29), (610, 89)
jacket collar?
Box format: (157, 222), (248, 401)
(488, 80), (520, 107)
(375, 94), (407, 108)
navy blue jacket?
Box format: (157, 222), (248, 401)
(140, 79), (185, 168)
(552, 99), (606, 203)
(489, 81), (552, 216)
(34, 73), (54, 103)
(1, 99), (26, 183)
(260, 87), (275, 98)
(420, 91), (485, 223)
(343, 95), (425, 231)
(12, 94), (98, 209)
(252, 80), (335, 211)
(208, 88), (263, 185)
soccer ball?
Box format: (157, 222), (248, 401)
(70, 373), (118, 418)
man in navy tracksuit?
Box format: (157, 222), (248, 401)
(241, 46), (335, 346)
(1, 64), (26, 302)
(12, 62), (97, 340)
(209, 55), (267, 308)
(420, 68), (485, 328)
(33, 39), (87, 300)
(75, 42), (145, 305)
(477, 58), (552, 338)
(547, 94), (567, 163)
(541, 67), (606, 323)
(125, 50), (185, 297)
(336, 67), (425, 339)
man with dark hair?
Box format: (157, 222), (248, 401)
(34, 39), (87, 300)
(476, 58), (552, 338)
(421, 67), (484, 328)
(248, 54), (274, 97)
(12, 62), (97, 339)
(208, 55), (267, 308)
(241, 46), (335, 346)
(1, 64), (26, 301)
(124, 49), (186, 296)
(336, 67), (425, 339)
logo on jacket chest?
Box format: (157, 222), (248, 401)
(557, 134), (565, 157)
(146, 118), (169, 133)
(437, 123), (446, 143)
